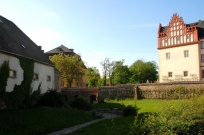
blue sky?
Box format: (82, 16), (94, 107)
(1, 0), (204, 75)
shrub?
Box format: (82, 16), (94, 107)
(123, 105), (140, 116)
(38, 90), (66, 107)
(70, 96), (92, 110)
(142, 96), (204, 134)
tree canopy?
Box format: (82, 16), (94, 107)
(49, 53), (85, 87)
(100, 58), (115, 86)
(129, 60), (158, 83)
(86, 67), (101, 87)
(113, 60), (131, 84)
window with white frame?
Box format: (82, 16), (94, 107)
(201, 42), (204, 49)
(168, 72), (172, 77)
(202, 55), (204, 62)
(183, 71), (188, 77)
(166, 52), (170, 59)
(184, 50), (189, 57)
(47, 76), (51, 81)
(33, 73), (39, 80)
(9, 70), (16, 78)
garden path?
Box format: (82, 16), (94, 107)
(46, 113), (121, 135)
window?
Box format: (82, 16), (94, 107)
(183, 71), (188, 77)
(201, 55), (204, 62)
(166, 53), (170, 59)
(184, 50), (189, 57)
(47, 76), (51, 81)
(186, 35), (189, 39)
(202, 70), (204, 78)
(201, 42), (204, 49)
(9, 70), (16, 78)
(168, 72), (172, 77)
(33, 73), (38, 80)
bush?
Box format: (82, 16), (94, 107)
(70, 96), (92, 110)
(38, 90), (66, 107)
(142, 96), (204, 134)
(123, 105), (140, 116)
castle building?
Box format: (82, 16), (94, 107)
(158, 14), (204, 82)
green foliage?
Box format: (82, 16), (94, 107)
(0, 107), (94, 135)
(129, 60), (158, 83)
(97, 78), (106, 86)
(123, 105), (140, 116)
(86, 67), (101, 87)
(0, 61), (9, 100)
(113, 60), (131, 84)
(49, 53), (85, 87)
(24, 82), (42, 106)
(70, 96), (92, 110)
(4, 56), (34, 108)
(142, 96), (204, 134)
(38, 90), (66, 107)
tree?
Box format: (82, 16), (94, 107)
(86, 67), (101, 87)
(113, 60), (131, 84)
(100, 58), (115, 86)
(129, 60), (158, 83)
(49, 53), (85, 87)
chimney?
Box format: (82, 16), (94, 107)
(38, 46), (42, 50)
(42, 50), (44, 53)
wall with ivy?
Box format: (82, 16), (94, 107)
(0, 53), (55, 108)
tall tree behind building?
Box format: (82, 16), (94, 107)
(49, 53), (85, 87)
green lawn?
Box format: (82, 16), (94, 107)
(0, 107), (94, 135)
(0, 99), (192, 135)
(93, 99), (181, 113)
(68, 116), (137, 135)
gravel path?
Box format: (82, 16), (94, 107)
(46, 113), (121, 135)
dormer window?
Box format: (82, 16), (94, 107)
(21, 44), (26, 48)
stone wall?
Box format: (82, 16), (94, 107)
(98, 82), (204, 102)
(137, 82), (204, 99)
(98, 85), (136, 103)
(61, 88), (98, 103)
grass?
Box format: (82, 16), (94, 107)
(0, 107), (94, 135)
(67, 97), (204, 135)
(1, 98), (202, 135)
(93, 98), (181, 113)
(68, 116), (136, 135)
(66, 99), (181, 135)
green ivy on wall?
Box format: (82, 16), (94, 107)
(5, 56), (34, 108)
(0, 61), (9, 100)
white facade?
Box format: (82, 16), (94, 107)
(159, 44), (200, 82)
(0, 52), (55, 93)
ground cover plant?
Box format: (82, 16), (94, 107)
(0, 107), (94, 135)
(68, 96), (204, 135)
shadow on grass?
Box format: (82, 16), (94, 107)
(92, 102), (126, 110)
